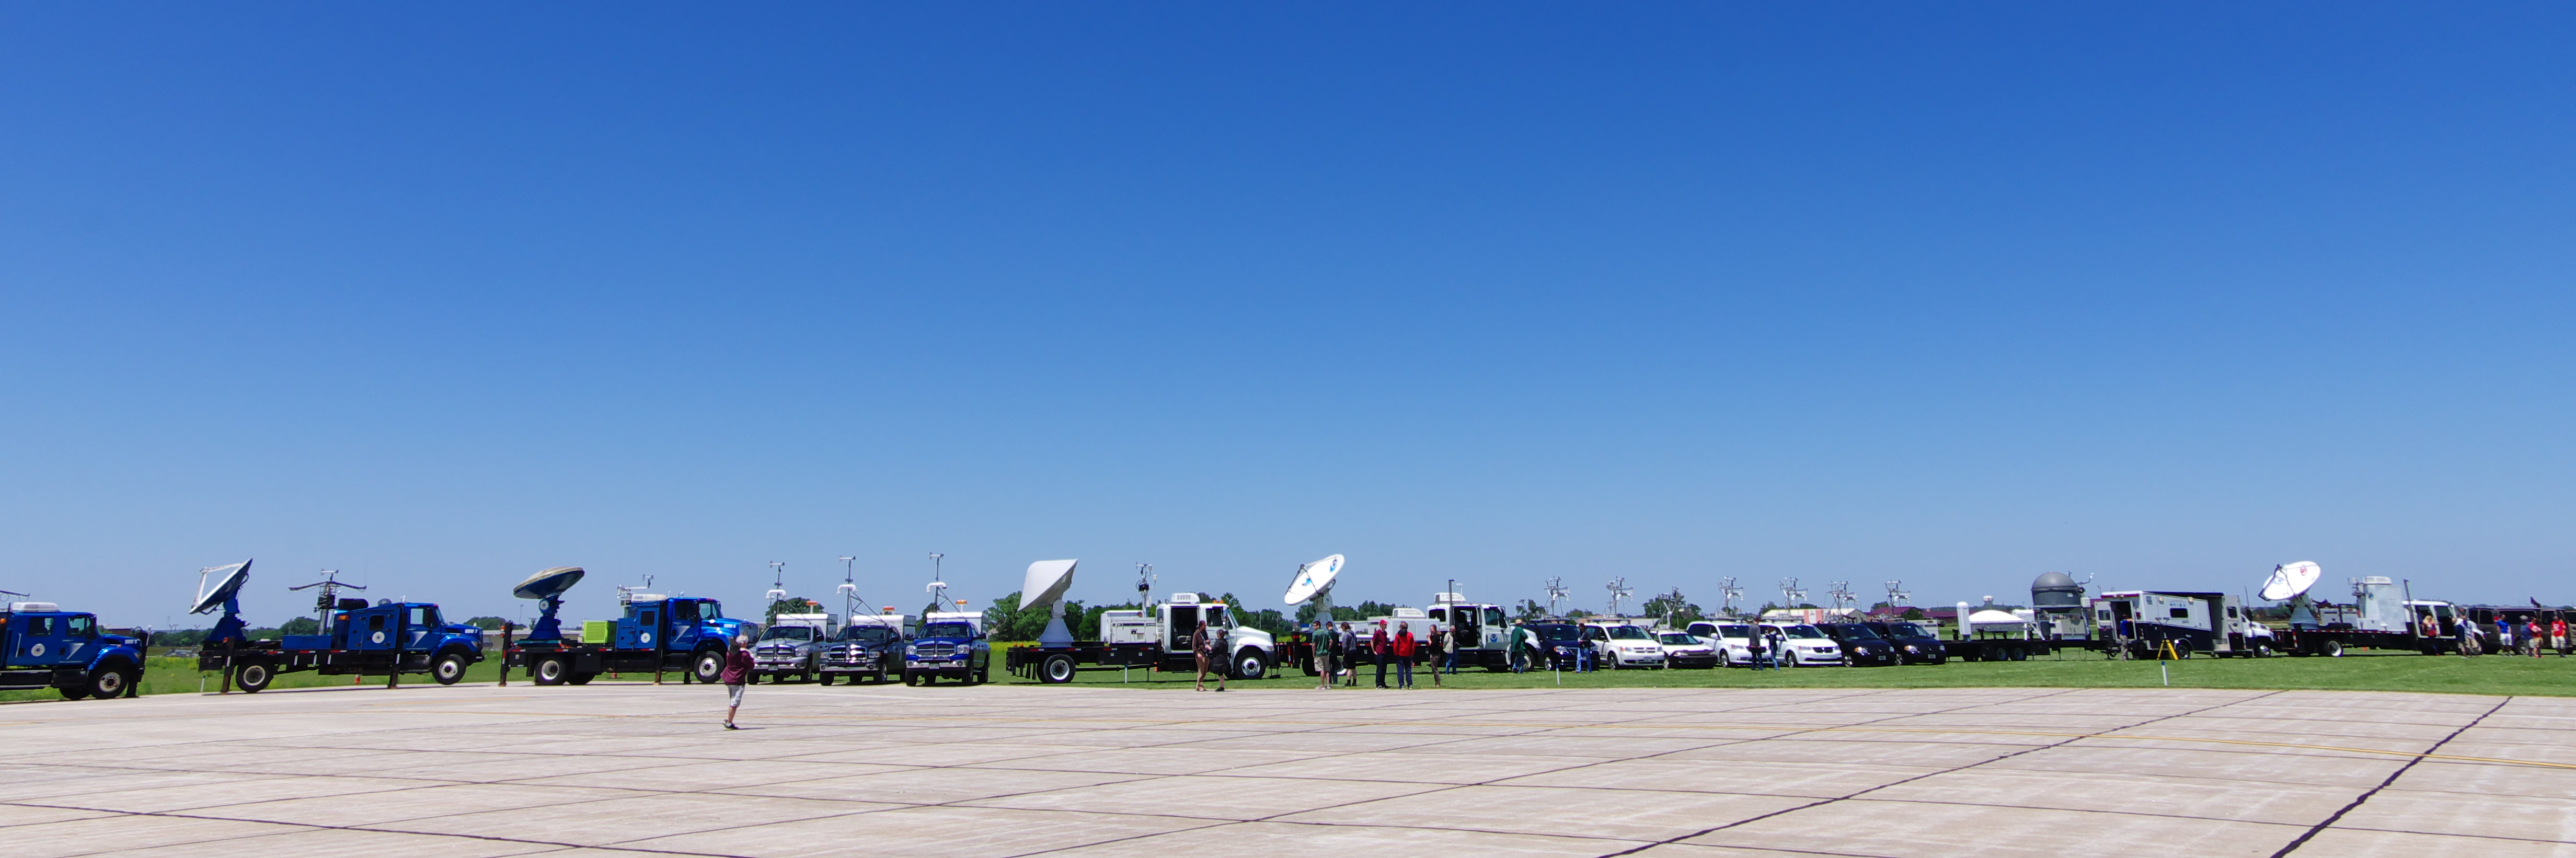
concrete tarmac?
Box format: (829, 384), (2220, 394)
(3, 681), (2571, 857)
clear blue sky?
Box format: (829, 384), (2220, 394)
(6, 5), (2572, 628)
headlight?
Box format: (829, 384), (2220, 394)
(905, 645), (917, 655)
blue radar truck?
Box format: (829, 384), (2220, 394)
(502, 568), (755, 686)
(192, 564), (487, 693)
(1, 598), (146, 700)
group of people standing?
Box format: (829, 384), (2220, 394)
(1306, 619), (1457, 689)
(2450, 613), (2569, 657)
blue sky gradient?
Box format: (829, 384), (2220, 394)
(5, 5), (2572, 627)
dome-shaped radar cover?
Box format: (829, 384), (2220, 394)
(514, 566), (586, 601)
(1023, 559), (1078, 608)
(2259, 561), (2323, 601)
(1283, 554), (1344, 606)
(191, 560), (254, 615)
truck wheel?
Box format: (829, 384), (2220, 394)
(1509, 650), (1532, 673)
(87, 666), (132, 699)
(2325, 640), (2345, 658)
(59, 685), (90, 700)
(1233, 650), (1268, 681)
(903, 671), (921, 687)
(1041, 653), (1077, 683)
(533, 657), (568, 686)
(431, 652), (468, 685)
(818, 674), (834, 686)
(235, 663), (273, 693)
(692, 651), (724, 684)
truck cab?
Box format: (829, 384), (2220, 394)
(615, 595), (750, 682)
(1, 602), (145, 700)
(1101, 593), (1276, 679)
(905, 612), (990, 685)
(301, 601), (487, 684)
(821, 612), (908, 685)
(753, 612), (837, 682)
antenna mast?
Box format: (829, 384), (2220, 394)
(287, 570), (365, 634)
(1543, 577), (1568, 617)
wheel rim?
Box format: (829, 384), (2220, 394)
(538, 660), (564, 682)
(438, 659), (461, 680)
(97, 671), (124, 695)
(241, 665), (268, 687)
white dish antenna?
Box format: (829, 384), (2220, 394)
(1023, 559), (1078, 608)
(512, 566), (586, 601)
(1283, 554), (1344, 606)
(2259, 561), (2324, 601)
(192, 560), (254, 616)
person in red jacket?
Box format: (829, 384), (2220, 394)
(1394, 622), (1417, 689)
(2554, 616), (2569, 655)
(720, 634), (754, 729)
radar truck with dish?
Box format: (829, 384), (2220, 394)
(196, 564), (486, 692)
(503, 568), (754, 686)
(1006, 558), (1280, 683)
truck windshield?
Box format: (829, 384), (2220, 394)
(762, 627), (814, 641)
(841, 626), (896, 644)
(1606, 626), (1652, 640)
(922, 622), (975, 639)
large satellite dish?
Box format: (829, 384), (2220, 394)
(513, 566), (586, 600)
(1023, 560), (1078, 608)
(1283, 554), (1344, 606)
(1022, 559), (1079, 647)
(2259, 561), (2324, 601)
(192, 560), (253, 616)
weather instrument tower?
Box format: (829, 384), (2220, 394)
(1281, 555), (1344, 622)
(1543, 577), (1569, 617)
(191, 560), (255, 646)
(1719, 577), (1743, 617)
(287, 570), (366, 636)
(1779, 577), (1807, 613)
(1884, 580), (1911, 611)
(766, 562), (787, 614)
(1023, 560), (1080, 647)
(924, 553), (949, 616)
(1827, 581), (1856, 613)
(510, 566), (586, 642)
(837, 556), (864, 621)
(1605, 577), (1634, 617)
(1660, 587), (1688, 627)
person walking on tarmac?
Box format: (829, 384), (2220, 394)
(720, 634), (753, 730)
(1394, 622), (1418, 689)
(1427, 626), (1446, 688)
(1371, 621), (1391, 688)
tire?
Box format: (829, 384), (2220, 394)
(1603, 651), (1618, 670)
(533, 657), (569, 686)
(87, 666), (132, 699)
(235, 662), (273, 693)
(692, 650), (724, 684)
(431, 652), (467, 685)
(904, 671), (922, 687)
(2325, 640), (2345, 658)
(976, 665), (990, 685)
(1041, 653), (1077, 683)
(59, 685), (89, 700)
(818, 673), (834, 686)
(1233, 650), (1268, 681)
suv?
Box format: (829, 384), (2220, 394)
(1520, 622), (1585, 670)
(820, 617), (906, 685)
(904, 612), (991, 686)
(1815, 623), (1898, 666)
(1687, 621), (1760, 667)
(1861, 620), (1946, 665)
(752, 621), (829, 683)
(1765, 623), (1847, 667)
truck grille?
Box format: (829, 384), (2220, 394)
(915, 644), (955, 659)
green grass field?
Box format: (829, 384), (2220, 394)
(7, 649), (2569, 705)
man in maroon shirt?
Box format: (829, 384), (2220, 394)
(1371, 622), (1390, 688)
(720, 634), (753, 729)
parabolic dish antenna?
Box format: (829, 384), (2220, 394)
(1023, 559), (1078, 608)
(1283, 554), (1344, 606)
(2259, 561), (2324, 601)
(513, 566), (586, 601)
(192, 560), (253, 616)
